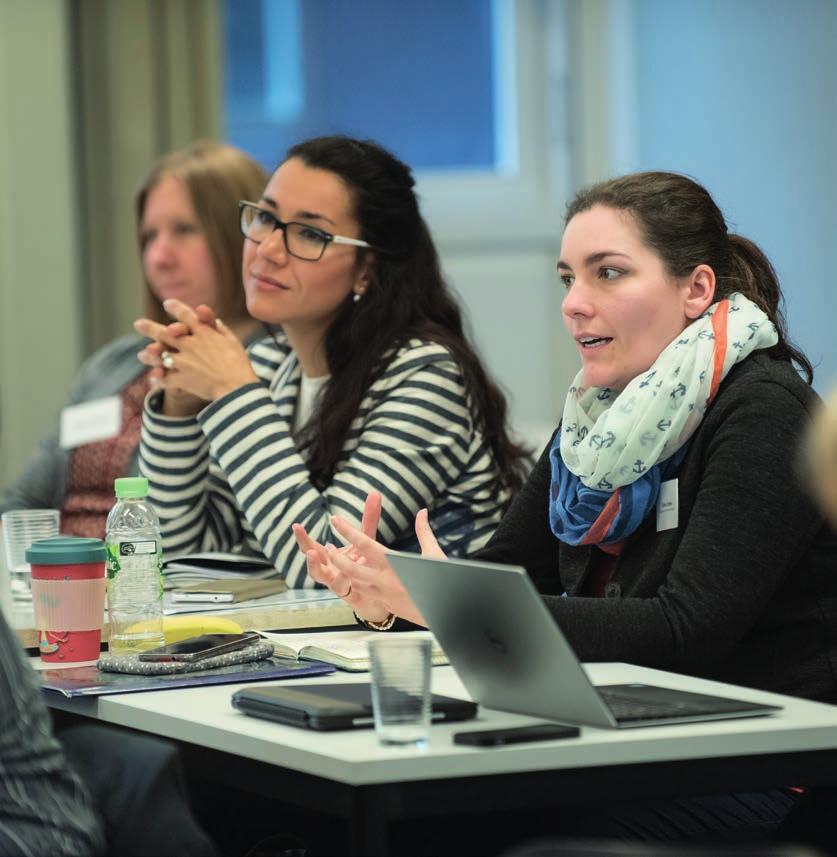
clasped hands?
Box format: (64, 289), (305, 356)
(292, 491), (442, 627)
(134, 299), (258, 415)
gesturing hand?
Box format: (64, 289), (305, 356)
(292, 495), (445, 628)
(292, 492), (383, 614)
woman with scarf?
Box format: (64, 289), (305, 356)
(294, 171), (837, 842)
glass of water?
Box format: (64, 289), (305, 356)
(1, 509), (60, 602)
(368, 636), (432, 748)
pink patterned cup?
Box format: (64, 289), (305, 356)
(27, 537), (106, 663)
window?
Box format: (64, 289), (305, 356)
(223, 0), (518, 175)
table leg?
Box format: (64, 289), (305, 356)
(348, 784), (392, 856)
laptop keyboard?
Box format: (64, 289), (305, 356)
(597, 686), (759, 723)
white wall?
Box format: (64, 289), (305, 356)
(0, 0), (82, 487)
(611, 0), (837, 391)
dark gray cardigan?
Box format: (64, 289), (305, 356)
(477, 353), (837, 702)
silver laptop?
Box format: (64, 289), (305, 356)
(389, 554), (781, 729)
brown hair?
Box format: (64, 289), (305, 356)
(565, 171), (813, 383)
(283, 135), (531, 493)
(135, 140), (268, 323)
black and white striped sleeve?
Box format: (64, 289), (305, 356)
(143, 340), (478, 585)
(201, 346), (474, 586)
(140, 403), (243, 557)
(0, 615), (104, 856)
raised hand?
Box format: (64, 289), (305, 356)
(292, 493), (445, 628)
(292, 492), (390, 620)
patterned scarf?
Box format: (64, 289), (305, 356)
(549, 293), (778, 551)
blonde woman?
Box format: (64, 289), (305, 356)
(0, 141), (267, 538)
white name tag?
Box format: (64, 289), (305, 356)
(656, 478), (679, 532)
(59, 396), (122, 449)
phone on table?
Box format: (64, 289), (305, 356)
(453, 723), (580, 747)
(138, 631), (260, 663)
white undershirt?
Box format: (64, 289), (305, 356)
(293, 373), (330, 434)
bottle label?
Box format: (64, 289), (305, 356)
(119, 540), (157, 556)
(106, 540), (162, 583)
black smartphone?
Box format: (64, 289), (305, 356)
(453, 723), (580, 747)
(137, 631), (260, 663)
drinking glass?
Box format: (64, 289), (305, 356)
(368, 636), (432, 748)
(1, 509), (61, 602)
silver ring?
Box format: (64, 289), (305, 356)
(161, 351), (175, 370)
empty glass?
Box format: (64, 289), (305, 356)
(1, 509), (61, 602)
(368, 636), (432, 748)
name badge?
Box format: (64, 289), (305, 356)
(60, 396), (122, 449)
(656, 478), (679, 532)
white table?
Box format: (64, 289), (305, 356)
(44, 662), (837, 855)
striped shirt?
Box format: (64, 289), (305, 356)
(140, 336), (509, 588)
(0, 614), (104, 856)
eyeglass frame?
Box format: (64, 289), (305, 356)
(238, 200), (374, 262)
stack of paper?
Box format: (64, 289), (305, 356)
(162, 588), (340, 616)
(170, 578), (288, 604)
(256, 629), (448, 672)
(162, 552), (277, 588)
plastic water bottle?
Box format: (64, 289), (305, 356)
(105, 477), (165, 655)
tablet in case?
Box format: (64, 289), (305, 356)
(231, 682), (477, 731)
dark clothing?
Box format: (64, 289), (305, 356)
(60, 725), (217, 857)
(0, 613), (104, 856)
(477, 353), (837, 702)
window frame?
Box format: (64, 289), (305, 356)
(415, 0), (570, 251)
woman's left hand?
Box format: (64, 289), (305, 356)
(135, 298), (258, 402)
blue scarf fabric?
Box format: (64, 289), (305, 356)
(549, 431), (688, 548)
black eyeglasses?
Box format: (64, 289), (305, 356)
(239, 201), (373, 262)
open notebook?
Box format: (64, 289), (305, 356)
(256, 629), (448, 672)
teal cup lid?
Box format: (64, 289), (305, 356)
(25, 536), (106, 565)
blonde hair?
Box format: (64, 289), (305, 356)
(135, 140), (268, 323)
(809, 389), (837, 527)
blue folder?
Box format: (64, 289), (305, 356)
(40, 656), (335, 698)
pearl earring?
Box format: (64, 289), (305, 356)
(353, 292), (362, 303)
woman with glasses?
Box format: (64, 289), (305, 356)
(0, 141), (266, 539)
(135, 135), (529, 588)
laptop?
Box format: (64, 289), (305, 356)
(389, 554), (781, 729)
(231, 682), (477, 731)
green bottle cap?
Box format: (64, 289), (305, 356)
(114, 477), (149, 499)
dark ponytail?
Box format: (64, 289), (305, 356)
(726, 235), (812, 381)
(566, 171), (813, 384)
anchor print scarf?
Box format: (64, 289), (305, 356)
(549, 293), (778, 551)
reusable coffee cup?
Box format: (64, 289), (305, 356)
(26, 537), (107, 663)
